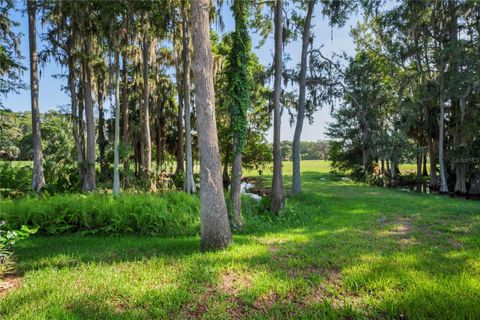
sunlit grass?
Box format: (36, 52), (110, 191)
(1, 161), (479, 319)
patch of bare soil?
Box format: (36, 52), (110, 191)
(180, 270), (252, 319)
(219, 270), (252, 295)
(306, 269), (365, 311)
(252, 291), (278, 312)
(378, 216), (417, 246)
(0, 274), (22, 298)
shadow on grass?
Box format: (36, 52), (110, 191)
(3, 171), (480, 319)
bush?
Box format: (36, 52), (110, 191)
(0, 224), (37, 276)
(0, 192), (200, 236)
(0, 162), (32, 198)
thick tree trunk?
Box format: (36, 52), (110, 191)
(82, 41), (96, 192)
(142, 31), (153, 190)
(183, 3), (195, 194)
(175, 51), (185, 176)
(27, 0), (45, 192)
(113, 47), (121, 195)
(270, 0), (285, 213)
(191, 0), (232, 251)
(292, 0), (315, 195)
(121, 48), (129, 185)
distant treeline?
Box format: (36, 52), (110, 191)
(279, 140), (329, 161)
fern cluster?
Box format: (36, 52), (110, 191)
(0, 192), (200, 236)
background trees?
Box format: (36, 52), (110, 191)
(327, 1), (480, 196)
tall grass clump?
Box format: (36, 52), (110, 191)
(0, 192), (200, 236)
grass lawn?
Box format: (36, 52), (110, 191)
(1, 161), (480, 319)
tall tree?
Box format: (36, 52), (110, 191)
(113, 36), (121, 195)
(142, 19), (153, 190)
(174, 45), (185, 176)
(182, 0), (195, 194)
(270, 0), (285, 213)
(227, 0), (251, 228)
(291, 0), (315, 195)
(191, 0), (232, 251)
(81, 39), (96, 192)
(27, 0), (45, 192)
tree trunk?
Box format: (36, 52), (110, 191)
(121, 46), (129, 185)
(82, 41), (96, 192)
(469, 173), (480, 195)
(438, 68), (448, 194)
(428, 139), (438, 189)
(142, 31), (153, 190)
(67, 31), (86, 188)
(422, 152), (428, 176)
(231, 136), (242, 228)
(416, 145), (422, 192)
(98, 91), (107, 180)
(175, 51), (185, 176)
(156, 101), (164, 168)
(229, 0), (251, 228)
(223, 153), (230, 190)
(27, 0), (45, 192)
(113, 47), (121, 195)
(270, 0), (285, 213)
(191, 0), (232, 251)
(183, 3), (195, 194)
(292, 0), (315, 195)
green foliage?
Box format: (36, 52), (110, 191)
(0, 192), (200, 236)
(0, 162), (31, 198)
(227, 0), (251, 158)
(0, 0), (25, 107)
(280, 140), (329, 161)
(0, 223), (37, 276)
(212, 30), (270, 171)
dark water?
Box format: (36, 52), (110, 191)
(400, 183), (480, 200)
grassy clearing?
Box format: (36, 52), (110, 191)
(1, 161), (480, 319)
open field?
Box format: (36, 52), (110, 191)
(1, 161), (479, 319)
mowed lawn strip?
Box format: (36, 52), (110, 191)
(1, 161), (479, 319)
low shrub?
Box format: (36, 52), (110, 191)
(0, 224), (37, 276)
(0, 192), (200, 236)
(240, 191), (325, 233)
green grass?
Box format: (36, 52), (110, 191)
(1, 161), (480, 319)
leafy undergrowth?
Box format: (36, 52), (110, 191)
(0, 192), (200, 236)
(1, 169), (480, 319)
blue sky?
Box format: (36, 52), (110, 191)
(4, 2), (360, 142)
